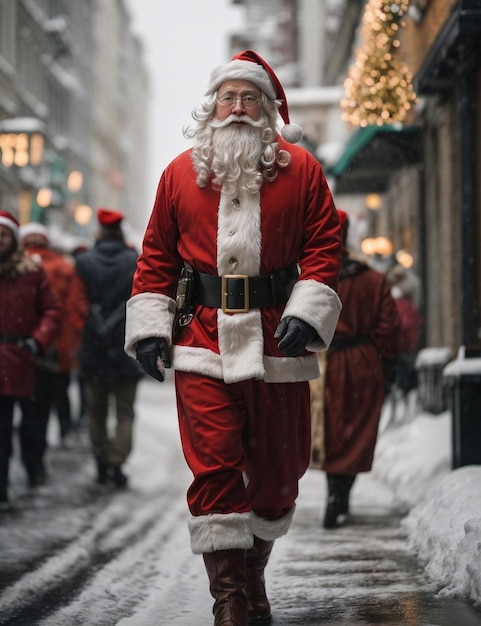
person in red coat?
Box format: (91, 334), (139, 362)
(320, 210), (401, 529)
(125, 50), (342, 625)
(20, 223), (81, 451)
(0, 212), (61, 508)
(386, 263), (424, 397)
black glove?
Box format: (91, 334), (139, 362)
(274, 316), (317, 357)
(136, 337), (171, 382)
(24, 337), (40, 356)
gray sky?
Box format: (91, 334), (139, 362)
(126, 1), (242, 207)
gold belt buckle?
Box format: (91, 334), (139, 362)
(221, 274), (249, 313)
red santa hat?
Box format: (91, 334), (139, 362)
(97, 207), (124, 227)
(19, 222), (49, 245)
(205, 50), (303, 144)
(0, 211), (20, 241)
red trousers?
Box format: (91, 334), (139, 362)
(175, 371), (311, 521)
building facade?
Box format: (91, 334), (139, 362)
(230, 1), (481, 453)
(228, 0), (352, 171)
(330, 0), (481, 355)
(0, 0), (149, 247)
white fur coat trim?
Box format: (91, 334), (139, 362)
(216, 190), (265, 382)
(172, 345), (321, 382)
(263, 353), (319, 382)
(124, 292), (175, 357)
(282, 279), (341, 351)
(217, 308), (265, 383)
(188, 512), (254, 554)
(217, 190), (261, 276)
(251, 506), (296, 541)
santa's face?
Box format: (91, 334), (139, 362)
(215, 79), (262, 123)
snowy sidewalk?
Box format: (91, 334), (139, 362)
(1, 380), (481, 625)
(118, 464), (481, 625)
(265, 469), (433, 625)
(115, 466), (424, 625)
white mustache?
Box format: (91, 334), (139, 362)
(211, 114), (264, 129)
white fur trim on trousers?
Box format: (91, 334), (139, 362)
(189, 512), (254, 554)
(188, 507), (296, 553)
(251, 506), (296, 541)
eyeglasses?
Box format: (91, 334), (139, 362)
(217, 94), (261, 109)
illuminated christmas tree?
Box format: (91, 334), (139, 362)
(341, 0), (417, 126)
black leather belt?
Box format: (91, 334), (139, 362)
(329, 335), (371, 353)
(193, 263), (298, 313)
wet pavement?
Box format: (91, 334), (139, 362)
(0, 379), (480, 625)
(266, 475), (481, 625)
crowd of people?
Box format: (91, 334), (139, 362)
(0, 49), (424, 626)
(0, 207), (142, 511)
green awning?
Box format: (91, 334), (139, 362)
(329, 124), (421, 194)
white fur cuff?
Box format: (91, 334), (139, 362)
(282, 280), (341, 351)
(188, 512), (254, 554)
(251, 506), (296, 540)
(124, 292), (176, 357)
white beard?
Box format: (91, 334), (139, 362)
(210, 121), (264, 195)
(191, 114), (277, 195)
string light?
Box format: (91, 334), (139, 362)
(341, 0), (417, 126)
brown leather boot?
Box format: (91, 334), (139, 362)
(246, 537), (274, 624)
(203, 549), (248, 626)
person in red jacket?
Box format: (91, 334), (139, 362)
(386, 263), (424, 397)
(125, 51), (342, 625)
(20, 223), (81, 452)
(0, 212), (61, 509)
(319, 210), (401, 529)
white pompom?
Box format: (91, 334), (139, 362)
(280, 123), (303, 144)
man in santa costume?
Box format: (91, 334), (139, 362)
(125, 50), (342, 625)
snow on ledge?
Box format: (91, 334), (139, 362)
(443, 346), (481, 378)
(415, 347), (452, 368)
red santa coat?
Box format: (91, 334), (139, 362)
(322, 254), (401, 474)
(125, 139), (342, 384)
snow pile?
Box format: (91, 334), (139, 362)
(403, 467), (481, 605)
(373, 410), (451, 509)
(373, 407), (481, 606)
